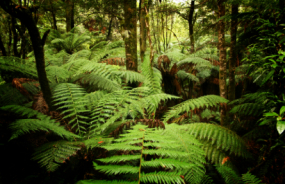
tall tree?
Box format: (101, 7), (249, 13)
(123, 0), (137, 71)
(65, 0), (74, 32)
(139, 0), (147, 62)
(218, 0), (227, 125)
(228, 3), (238, 101)
(0, 0), (54, 110)
(188, 0), (195, 53)
(0, 35), (7, 56)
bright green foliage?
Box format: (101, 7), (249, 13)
(50, 28), (91, 54)
(173, 123), (251, 165)
(0, 56), (38, 79)
(85, 124), (205, 184)
(0, 105), (80, 141)
(163, 95), (228, 123)
(216, 165), (263, 184)
(32, 140), (82, 172)
(177, 70), (199, 82)
(53, 83), (90, 135)
(141, 57), (162, 95)
(229, 92), (277, 117)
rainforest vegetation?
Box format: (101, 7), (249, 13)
(0, 0), (284, 183)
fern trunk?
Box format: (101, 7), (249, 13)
(123, 0), (138, 71)
(0, 0), (54, 111)
(218, 0), (227, 125)
(229, 4), (238, 102)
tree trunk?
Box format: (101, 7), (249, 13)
(123, 0), (137, 71)
(8, 17), (12, 55)
(51, 10), (57, 30)
(11, 17), (19, 57)
(71, 1), (75, 29)
(189, 0), (195, 53)
(218, 0), (227, 126)
(66, 0), (73, 32)
(0, 0), (54, 111)
(140, 0), (147, 62)
(228, 4), (238, 102)
(106, 16), (113, 41)
(0, 35), (7, 56)
(145, 2), (154, 65)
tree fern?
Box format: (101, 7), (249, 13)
(46, 65), (71, 83)
(0, 83), (29, 106)
(174, 123), (251, 166)
(177, 70), (199, 82)
(0, 56), (38, 79)
(53, 83), (90, 135)
(79, 123), (206, 184)
(0, 105), (80, 141)
(50, 28), (91, 54)
(216, 165), (242, 184)
(216, 165), (263, 184)
(163, 95), (228, 123)
(89, 88), (149, 135)
(32, 140), (82, 172)
(242, 172), (263, 184)
(177, 57), (213, 67)
(141, 57), (162, 95)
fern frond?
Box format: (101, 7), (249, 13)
(53, 83), (89, 135)
(46, 65), (70, 83)
(142, 58), (162, 95)
(142, 93), (180, 115)
(0, 56), (38, 79)
(89, 88), (148, 135)
(216, 165), (242, 184)
(230, 103), (264, 116)
(242, 172), (263, 184)
(79, 73), (121, 92)
(177, 57), (212, 67)
(0, 84), (29, 106)
(163, 95), (228, 123)
(164, 49), (186, 62)
(32, 140), (82, 171)
(93, 123), (204, 184)
(185, 123), (250, 159)
(76, 180), (138, 184)
(113, 70), (145, 84)
(0, 105), (80, 140)
(76, 180), (137, 184)
(177, 70), (199, 82)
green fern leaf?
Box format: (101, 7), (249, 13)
(53, 83), (89, 135)
(32, 140), (82, 171)
(163, 95), (228, 123)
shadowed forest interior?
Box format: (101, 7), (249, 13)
(0, 0), (285, 183)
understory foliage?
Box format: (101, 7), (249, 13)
(0, 34), (261, 183)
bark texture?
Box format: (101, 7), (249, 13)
(229, 4), (238, 102)
(218, 0), (227, 125)
(189, 0), (195, 53)
(65, 0), (73, 32)
(123, 0), (137, 71)
(139, 0), (147, 62)
(0, 35), (7, 56)
(0, 0), (54, 110)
